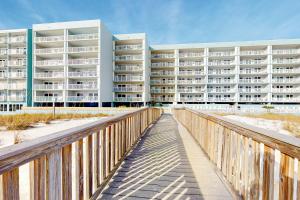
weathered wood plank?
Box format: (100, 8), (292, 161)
(2, 168), (19, 200)
(47, 149), (62, 200)
(74, 139), (83, 200)
(279, 153), (294, 200)
(30, 157), (46, 200)
(62, 144), (72, 200)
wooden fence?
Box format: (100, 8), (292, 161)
(0, 107), (162, 200)
(173, 108), (300, 200)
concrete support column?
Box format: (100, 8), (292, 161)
(267, 45), (273, 103)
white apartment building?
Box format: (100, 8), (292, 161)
(0, 29), (28, 111)
(113, 33), (150, 106)
(150, 40), (300, 105)
(0, 19), (299, 109)
(32, 20), (112, 107)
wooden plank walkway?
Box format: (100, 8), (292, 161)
(98, 114), (232, 200)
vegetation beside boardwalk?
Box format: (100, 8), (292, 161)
(0, 113), (108, 130)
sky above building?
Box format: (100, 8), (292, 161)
(1, 0), (300, 44)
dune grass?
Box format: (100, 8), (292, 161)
(0, 113), (108, 130)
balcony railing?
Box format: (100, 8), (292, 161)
(67, 96), (98, 102)
(239, 88), (268, 93)
(208, 60), (235, 66)
(178, 71), (204, 76)
(35, 48), (64, 54)
(239, 69), (267, 74)
(207, 97), (235, 102)
(179, 61), (203, 66)
(151, 71), (175, 76)
(239, 79), (268, 83)
(209, 51), (235, 57)
(240, 50), (267, 56)
(115, 65), (143, 71)
(240, 60), (267, 65)
(8, 60), (26, 67)
(0, 61), (6, 67)
(151, 97), (174, 102)
(114, 76), (143, 82)
(208, 70), (236, 75)
(35, 60), (64, 67)
(179, 52), (203, 58)
(8, 84), (26, 90)
(272, 49), (300, 55)
(0, 37), (6, 43)
(9, 36), (26, 43)
(115, 44), (143, 51)
(272, 68), (300, 74)
(35, 96), (64, 102)
(272, 79), (299, 83)
(35, 36), (64, 43)
(35, 72), (64, 78)
(114, 97), (143, 102)
(272, 59), (300, 64)
(150, 89), (175, 93)
(151, 54), (174, 59)
(272, 88), (300, 93)
(0, 96), (6, 101)
(68, 58), (99, 65)
(150, 80), (175, 84)
(8, 96), (25, 102)
(113, 86), (144, 92)
(34, 84), (64, 90)
(8, 48), (26, 55)
(0, 72), (7, 78)
(151, 62), (174, 68)
(208, 79), (235, 84)
(177, 80), (205, 84)
(68, 84), (98, 90)
(8, 72), (26, 78)
(68, 46), (98, 53)
(178, 88), (205, 93)
(180, 97), (204, 102)
(68, 33), (98, 41)
(0, 48), (7, 55)
(115, 55), (143, 61)
(240, 97), (268, 102)
(272, 98), (300, 102)
(68, 71), (97, 77)
(207, 89), (235, 93)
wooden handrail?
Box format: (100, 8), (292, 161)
(173, 107), (300, 200)
(0, 107), (162, 200)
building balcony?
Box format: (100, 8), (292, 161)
(114, 76), (143, 82)
(272, 98), (300, 102)
(0, 96), (6, 101)
(67, 96), (98, 102)
(35, 96), (64, 102)
(179, 61), (203, 66)
(240, 50), (267, 56)
(151, 97), (174, 102)
(8, 84), (26, 90)
(207, 89), (235, 93)
(35, 36), (64, 43)
(35, 60), (64, 67)
(239, 88), (268, 93)
(115, 55), (143, 61)
(8, 48), (26, 55)
(113, 86), (144, 92)
(178, 71), (204, 76)
(9, 36), (26, 43)
(272, 59), (300, 64)
(150, 80), (175, 85)
(208, 79), (236, 84)
(150, 89), (175, 93)
(68, 46), (98, 53)
(240, 60), (267, 65)
(180, 97), (204, 102)
(35, 72), (64, 79)
(239, 79), (268, 84)
(208, 70), (236, 75)
(68, 84), (98, 90)
(272, 68), (300, 74)
(240, 97), (268, 102)
(240, 69), (267, 74)
(34, 84), (64, 90)
(272, 88), (300, 93)
(272, 79), (299, 83)
(115, 64), (143, 72)
(68, 71), (97, 78)
(0, 72), (7, 78)
(151, 71), (175, 76)
(0, 48), (7, 55)
(114, 97), (143, 102)
(209, 51), (235, 57)
(208, 60), (235, 66)
(0, 61), (6, 67)
(8, 72), (26, 78)
(115, 44), (143, 51)
(0, 37), (6, 44)
(8, 96), (25, 102)
(68, 58), (99, 65)
(208, 97), (235, 102)
(178, 88), (205, 93)
(151, 54), (174, 59)
(179, 52), (203, 58)
(151, 62), (175, 68)
(8, 60), (26, 67)
(68, 33), (98, 41)
(272, 49), (300, 55)
(177, 80), (205, 84)
(35, 48), (64, 54)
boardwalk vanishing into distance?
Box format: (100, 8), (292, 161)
(98, 114), (232, 199)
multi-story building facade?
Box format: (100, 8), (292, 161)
(0, 19), (299, 110)
(0, 29), (31, 111)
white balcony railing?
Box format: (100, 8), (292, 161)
(8, 60), (26, 67)
(68, 46), (98, 53)
(68, 33), (98, 41)
(8, 84), (26, 90)
(68, 71), (97, 77)
(9, 36), (26, 43)
(8, 96), (25, 102)
(0, 37), (6, 43)
(272, 59), (300, 64)
(8, 48), (26, 55)
(208, 70), (236, 75)
(240, 50), (267, 56)
(113, 86), (144, 92)
(180, 97), (204, 102)
(150, 89), (175, 93)
(177, 80), (205, 84)
(0, 96), (6, 101)
(179, 61), (203, 66)
(151, 62), (175, 68)
(35, 96), (64, 102)
(208, 60), (235, 66)
(208, 79), (236, 84)
(67, 96), (98, 102)
(208, 97), (235, 102)
(0, 61), (6, 67)
(240, 70), (267, 74)
(178, 88), (205, 93)
(151, 71), (175, 76)
(150, 80), (175, 85)
(272, 79), (299, 83)
(68, 84), (98, 90)
(272, 49), (300, 55)
(9, 72), (26, 78)
(272, 68), (300, 74)
(179, 52), (203, 58)
(35, 36), (64, 43)
(240, 60), (267, 65)
(68, 58), (99, 65)
(272, 88), (300, 93)
(151, 97), (174, 102)
(209, 51), (235, 57)
(35, 72), (64, 78)
(34, 84), (64, 90)
(0, 73), (7, 78)
(35, 48), (64, 54)
(207, 89), (235, 93)
(151, 54), (174, 59)
(35, 60), (64, 67)
(114, 65), (143, 72)
(0, 48), (7, 55)
(178, 71), (204, 76)
(239, 88), (268, 93)
(240, 97), (268, 102)
(239, 79), (268, 83)
(115, 44), (143, 51)
(114, 97), (143, 102)
(115, 55), (143, 61)
(114, 76), (143, 82)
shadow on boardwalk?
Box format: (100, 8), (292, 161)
(98, 114), (226, 200)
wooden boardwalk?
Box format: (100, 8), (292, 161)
(98, 114), (232, 200)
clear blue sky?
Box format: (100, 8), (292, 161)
(1, 0), (300, 44)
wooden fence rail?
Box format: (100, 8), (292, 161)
(0, 107), (162, 200)
(173, 108), (300, 200)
